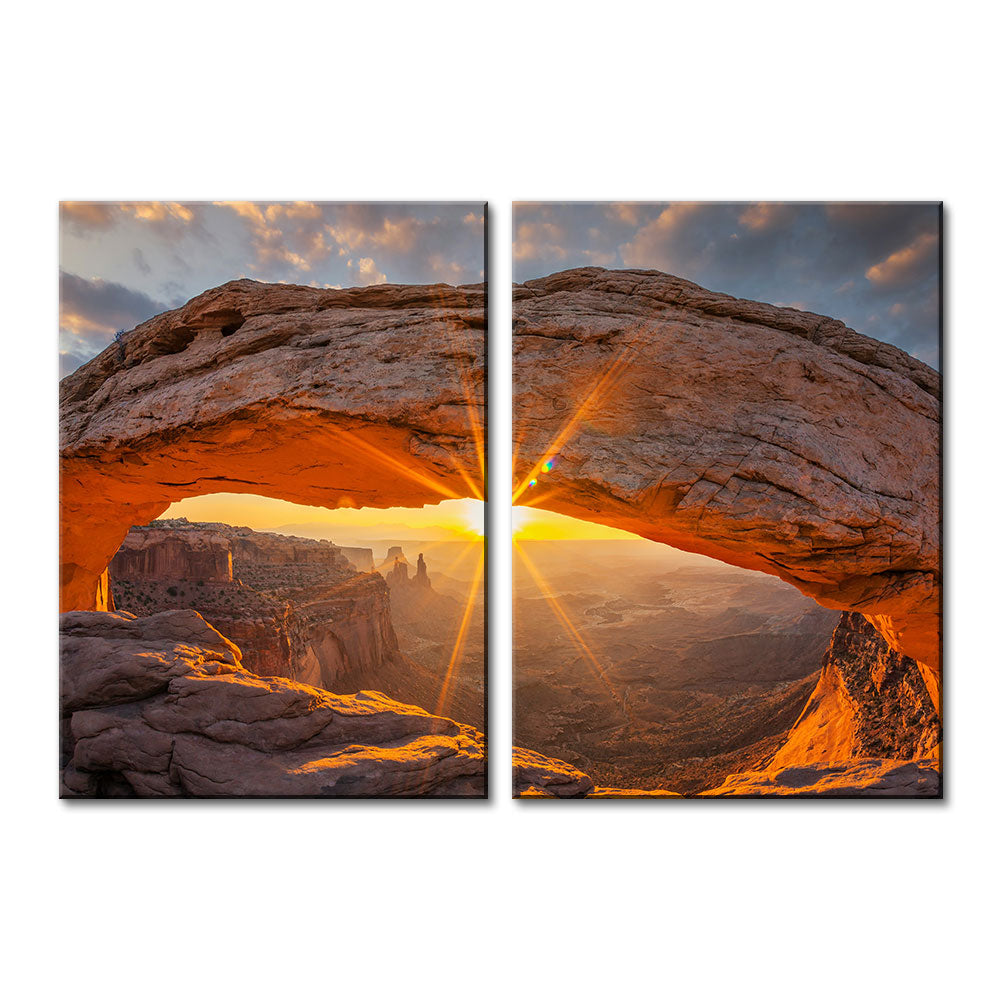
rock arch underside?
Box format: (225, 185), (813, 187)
(513, 268), (940, 794)
(59, 279), (487, 797)
(60, 278), (486, 613)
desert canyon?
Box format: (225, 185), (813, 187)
(59, 266), (941, 797)
(60, 278), (487, 796)
(512, 268), (940, 797)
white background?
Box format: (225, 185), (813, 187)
(4, 2), (997, 997)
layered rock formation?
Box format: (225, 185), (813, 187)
(700, 758), (939, 797)
(110, 519), (386, 685)
(60, 610), (485, 797)
(108, 520), (484, 729)
(60, 278), (485, 612)
(512, 746), (595, 797)
(339, 547), (375, 572)
(513, 268), (940, 685)
(767, 612), (940, 769)
(110, 525), (233, 583)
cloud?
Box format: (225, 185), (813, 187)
(513, 219), (567, 262)
(212, 203), (483, 286)
(514, 202), (941, 368)
(213, 201), (330, 273)
(61, 202), (117, 232)
(865, 231), (938, 288)
(738, 203), (796, 231)
(59, 270), (169, 375)
(606, 203), (641, 225)
(347, 257), (387, 286)
(61, 202), (199, 239)
(619, 203), (724, 274)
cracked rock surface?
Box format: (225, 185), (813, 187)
(60, 278), (485, 613)
(699, 758), (940, 797)
(512, 746), (595, 797)
(514, 268), (940, 682)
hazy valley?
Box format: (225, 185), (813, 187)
(514, 539), (842, 793)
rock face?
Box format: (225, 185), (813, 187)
(292, 573), (399, 691)
(108, 519), (484, 729)
(512, 746), (595, 797)
(768, 612), (940, 769)
(338, 547), (375, 572)
(60, 610), (485, 797)
(60, 278), (485, 613)
(110, 525), (233, 583)
(700, 758), (940, 797)
(110, 519), (392, 686)
(513, 268), (940, 686)
(384, 558), (410, 589)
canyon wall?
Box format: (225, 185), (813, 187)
(109, 520), (398, 692)
(293, 573), (399, 691)
(768, 612), (940, 770)
(60, 278), (485, 613)
(110, 525), (233, 583)
(514, 268), (940, 687)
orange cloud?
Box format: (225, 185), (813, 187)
(618, 202), (705, 270)
(128, 202), (194, 224)
(215, 201), (330, 273)
(738, 203), (793, 231)
(61, 201), (196, 233)
(606, 203), (640, 225)
(347, 257), (387, 286)
(865, 231), (938, 287)
(61, 202), (117, 229)
(513, 220), (567, 262)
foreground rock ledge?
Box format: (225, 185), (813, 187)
(514, 268), (940, 681)
(699, 758), (940, 797)
(60, 610), (485, 797)
(60, 278), (485, 613)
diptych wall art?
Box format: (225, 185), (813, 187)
(511, 202), (941, 798)
(59, 202), (487, 797)
(58, 200), (942, 800)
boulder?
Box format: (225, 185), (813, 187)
(60, 609), (485, 797)
(512, 746), (595, 797)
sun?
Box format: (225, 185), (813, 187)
(512, 505), (642, 541)
(452, 498), (485, 537)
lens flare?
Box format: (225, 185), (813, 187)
(433, 550), (485, 718)
(512, 344), (637, 504)
(515, 541), (636, 725)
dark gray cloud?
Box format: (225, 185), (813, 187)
(59, 270), (168, 375)
(514, 202), (941, 368)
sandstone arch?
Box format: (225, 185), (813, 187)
(513, 268), (940, 695)
(60, 279), (485, 613)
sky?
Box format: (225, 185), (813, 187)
(161, 494), (484, 543)
(513, 202), (941, 368)
(59, 201), (485, 378)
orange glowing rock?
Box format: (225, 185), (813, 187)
(513, 268), (940, 685)
(60, 278), (485, 615)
